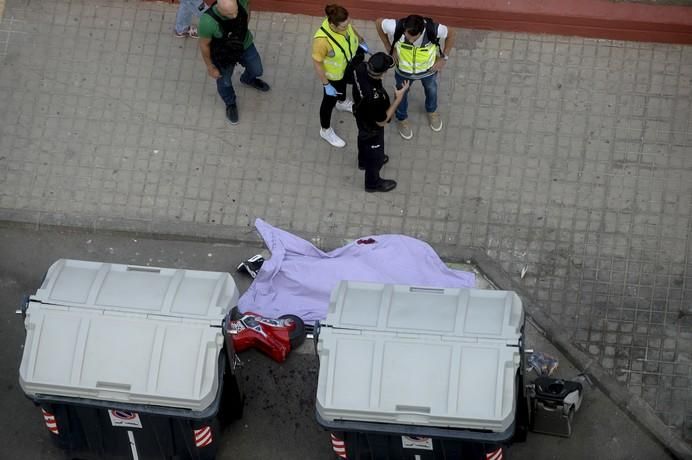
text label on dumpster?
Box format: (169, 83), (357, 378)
(401, 436), (433, 450)
(108, 410), (143, 429)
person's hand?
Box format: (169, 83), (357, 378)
(207, 65), (221, 79)
(394, 80), (410, 99)
(390, 49), (399, 65)
(432, 58), (447, 72)
(359, 42), (369, 53)
(323, 83), (339, 97)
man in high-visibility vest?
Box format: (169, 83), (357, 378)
(376, 15), (456, 140)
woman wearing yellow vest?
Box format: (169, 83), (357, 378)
(313, 4), (368, 148)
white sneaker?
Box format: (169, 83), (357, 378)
(320, 128), (346, 148)
(335, 99), (354, 113)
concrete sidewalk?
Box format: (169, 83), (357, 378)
(0, 0), (691, 456)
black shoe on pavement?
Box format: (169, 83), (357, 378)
(236, 254), (264, 278)
(243, 78), (271, 92)
(365, 179), (397, 193)
(226, 104), (239, 124)
(359, 155), (389, 171)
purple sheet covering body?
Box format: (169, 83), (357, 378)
(237, 219), (476, 322)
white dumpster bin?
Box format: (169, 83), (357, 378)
(315, 281), (527, 460)
(18, 259), (243, 460)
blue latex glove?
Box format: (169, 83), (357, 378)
(323, 83), (338, 97)
(359, 42), (369, 53)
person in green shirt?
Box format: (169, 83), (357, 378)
(198, 0), (270, 124)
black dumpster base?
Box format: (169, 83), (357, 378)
(30, 352), (243, 460)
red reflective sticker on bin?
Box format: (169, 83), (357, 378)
(42, 409), (59, 435)
(330, 433), (347, 459)
(193, 426), (213, 448)
(486, 447), (503, 460)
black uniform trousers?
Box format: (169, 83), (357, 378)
(319, 78), (348, 129)
(356, 118), (386, 189)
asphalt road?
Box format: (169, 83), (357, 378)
(0, 224), (672, 459)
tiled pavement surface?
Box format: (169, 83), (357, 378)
(1, 0), (691, 449)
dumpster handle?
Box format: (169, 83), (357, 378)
(313, 321), (321, 364)
(17, 295), (30, 319)
(409, 287), (444, 294)
(96, 381), (131, 391)
(126, 266), (161, 273)
(395, 405), (431, 413)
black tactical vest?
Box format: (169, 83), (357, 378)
(205, 1), (249, 68)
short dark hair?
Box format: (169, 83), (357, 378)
(325, 4), (349, 25)
(402, 15), (425, 36)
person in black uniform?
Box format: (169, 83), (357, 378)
(352, 52), (409, 192)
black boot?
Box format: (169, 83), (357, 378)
(365, 179), (397, 193)
(243, 78), (271, 92)
(236, 254), (264, 278)
(226, 104), (239, 124)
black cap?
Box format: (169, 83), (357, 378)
(367, 52), (394, 75)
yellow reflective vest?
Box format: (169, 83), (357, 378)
(395, 40), (437, 75)
(313, 18), (359, 81)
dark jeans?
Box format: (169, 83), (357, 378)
(356, 119), (386, 188)
(216, 43), (263, 107)
(394, 72), (438, 121)
(319, 78), (347, 129)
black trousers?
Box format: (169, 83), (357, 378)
(319, 78), (348, 129)
(356, 120), (386, 188)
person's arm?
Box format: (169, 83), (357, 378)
(376, 18), (398, 64)
(442, 26), (456, 57)
(199, 38), (221, 79)
(313, 59), (329, 85)
(433, 25), (456, 71)
(375, 18), (390, 50)
(376, 80), (410, 126)
(351, 25), (364, 44)
(351, 26), (370, 53)
(312, 38), (330, 85)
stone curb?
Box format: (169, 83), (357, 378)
(153, 0), (692, 43)
(254, 0), (692, 44)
